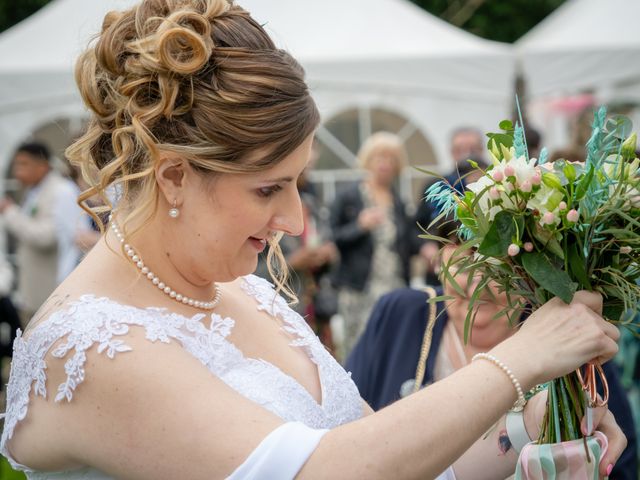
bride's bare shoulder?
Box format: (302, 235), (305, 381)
(6, 292), (281, 478)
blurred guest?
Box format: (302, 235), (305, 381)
(70, 168), (105, 253)
(0, 248), (19, 362)
(0, 142), (84, 323)
(615, 312), (640, 461)
(255, 143), (338, 349)
(525, 126), (542, 160)
(330, 131), (411, 361)
(412, 127), (486, 285)
(549, 146), (585, 163)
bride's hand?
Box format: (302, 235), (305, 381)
(490, 291), (620, 390)
(524, 392), (627, 479)
(584, 404), (627, 478)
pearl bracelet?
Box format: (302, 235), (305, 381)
(472, 353), (527, 412)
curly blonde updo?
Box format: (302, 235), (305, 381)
(67, 0), (319, 294)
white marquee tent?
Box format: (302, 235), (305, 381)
(516, 0), (640, 150)
(516, 0), (640, 101)
(0, 0), (516, 192)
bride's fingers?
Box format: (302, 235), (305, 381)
(572, 291), (603, 315)
(595, 411), (627, 477)
(588, 316), (619, 364)
(581, 405), (606, 436)
(600, 320), (620, 342)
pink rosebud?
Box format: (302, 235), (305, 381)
(542, 211), (556, 225)
(489, 187), (501, 200)
(508, 244), (520, 257)
(524, 242), (534, 252)
(504, 165), (515, 177)
(531, 171), (542, 185)
(558, 201), (567, 211)
(492, 170), (504, 182)
(620, 246), (632, 254)
(520, 180), (532, 193)
(566, 209), (579, 223)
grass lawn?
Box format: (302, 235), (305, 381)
(1, 455), (25, 479)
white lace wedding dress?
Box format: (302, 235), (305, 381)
(0, 274), (456, 479)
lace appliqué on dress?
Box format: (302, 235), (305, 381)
(239, 275), (362, 428)
(0, 275), (362, 478)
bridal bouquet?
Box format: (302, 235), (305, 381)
(423, 107), (639, 477)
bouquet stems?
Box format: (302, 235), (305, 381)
(539, 372), (587, 443)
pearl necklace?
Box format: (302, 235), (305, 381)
(110, 219), (222, 310)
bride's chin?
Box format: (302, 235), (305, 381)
(234, 257), (260, 280)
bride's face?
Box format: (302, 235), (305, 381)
(173, 134), (313, 284)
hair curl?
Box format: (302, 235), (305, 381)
(66, 0), (319, 299)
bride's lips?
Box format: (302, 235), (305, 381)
(248, 236), (267, 252)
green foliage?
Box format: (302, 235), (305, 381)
(521, 252), (577, 304)
(431, 110), (640, 445)
(0, 455), (26, 479)
(0, 1), (565, 44)
(0, 0), (52, 33)
(409, 0), (567, 43)
(478, 210), (522, 257)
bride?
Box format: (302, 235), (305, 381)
(0, 1), (626, 478)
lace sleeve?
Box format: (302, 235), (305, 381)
(0, 296), (176, 450)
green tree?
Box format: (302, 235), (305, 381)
(1, 0), (564, 43)
(409, 0), (566, 43)
(0, 0), (52, 34)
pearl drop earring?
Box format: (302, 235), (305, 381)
(168, 200), (180, 218)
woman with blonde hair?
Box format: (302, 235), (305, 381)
(0, 1), (627, 479)
(330, 131), (411, 359)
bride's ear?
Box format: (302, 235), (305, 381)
(155, 157), (190, 207)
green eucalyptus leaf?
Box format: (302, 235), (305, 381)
(499, 119), (514, 131)
(567, 242), (591, 289)
(478, 210), (517, 257)
(428, 295), (456, 304)
(575, 165), (595, 201)
(464, 276), (491, 344)
(413, 166), (443, 177)
(522, 252), (577, 304)
(486, 133), (513, 151)
(563, 162), (577, 183)
(603, 303), (625, 322)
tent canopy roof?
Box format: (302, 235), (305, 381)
(0, 0), (510, 73)
(516, 0), (640, 52)
(515, 0), (640, 98)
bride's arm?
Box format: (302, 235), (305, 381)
(12, 294), (624, 480)
(300, 293), (624, 479)
(449, 392), (548, 480)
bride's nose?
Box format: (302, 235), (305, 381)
(269, 188), (304, 236)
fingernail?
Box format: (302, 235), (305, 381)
(606, 464), (613, 476)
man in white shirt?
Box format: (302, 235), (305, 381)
(0, 142), (84, 324)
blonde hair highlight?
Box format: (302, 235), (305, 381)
(356, 131), (408, 174)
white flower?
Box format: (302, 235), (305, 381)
(603, 156), (639, 181)
(496, 155), (538, 188)
(527, 184), (563, 212)
(610, 184), (640, 210)
(526, 183), (564, 226)
(467, 175), (494, 216)
(467, 174), (517, 220)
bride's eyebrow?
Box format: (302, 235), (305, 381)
(262, 176), (294, 183)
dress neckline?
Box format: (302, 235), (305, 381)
(22, 275), (326, 408)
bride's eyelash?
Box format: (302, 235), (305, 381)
(257, 185), (283, 198)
